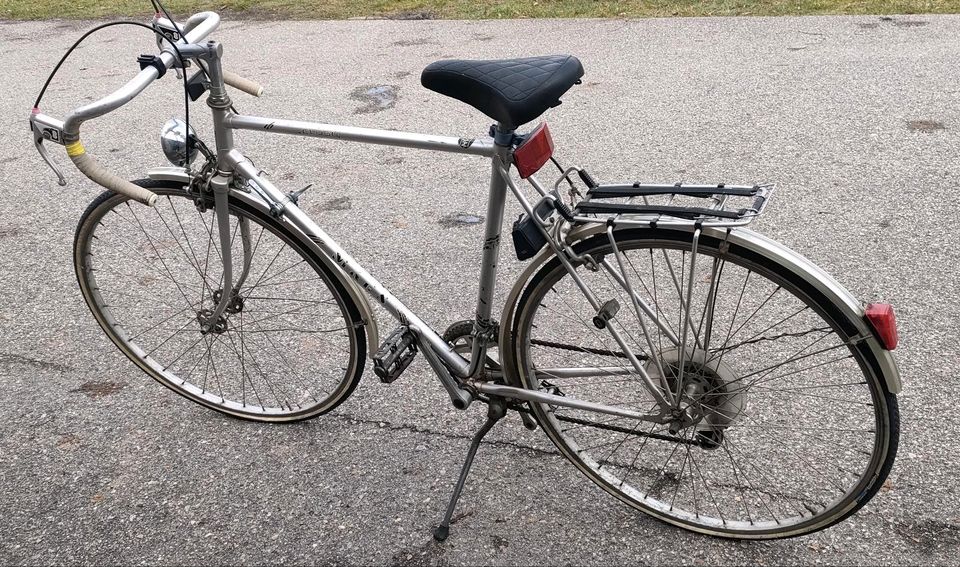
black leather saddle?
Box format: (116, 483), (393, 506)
(421, 55), (584, 130)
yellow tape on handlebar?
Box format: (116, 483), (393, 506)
(65, 140), (86, 157)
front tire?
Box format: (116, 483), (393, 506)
(74, 180), (366, 422)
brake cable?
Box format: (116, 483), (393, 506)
(33, 20), (193, 162)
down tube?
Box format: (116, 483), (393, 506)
(225, 150), (471, 376)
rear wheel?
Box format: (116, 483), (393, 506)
(74, 180), (365, 422)
(511, 228), (898, 538)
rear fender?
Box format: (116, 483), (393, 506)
(498, 223), (901, 394)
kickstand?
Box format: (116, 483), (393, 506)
(433, 397), (507, 542)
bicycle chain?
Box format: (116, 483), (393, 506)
(529, 339), (648, 361)
(710, 326), (833, 354)
(510, 401), (696, 445)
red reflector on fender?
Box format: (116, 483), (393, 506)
(514, 123), (554, 179)
(865, 303), (898, 350)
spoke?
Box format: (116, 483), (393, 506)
(240, 274), (321, 291)
(242, 238), (287, 294)
(124, 202), (199, 312)
(127, 303), (197, 341)
(737, 413), (854, 496)
(243, 295), (338, 306)
(200, 335), (214, 394)
(710, 325), (831, 357)
(596, 419), (645, 470)
(245, 314), (325, 404)
(156, 198), (217, 297)
(684, 428), (727, 523)
(207, 335), (227, 402)
(161, 332), (207, 372)
(714, 283), (782, 355)
(93, 222), (202, 298)
(221, 327), (272, 409)
(718, 438), (756, 524)
(143, 316), (198, 358)
(719, 305), (811, 354)
(625, 250), (677, 346)
(227, 328), (289, 410)
(98, 287), (185, 312)
(729, 338), (846, 393)
(642, 436), (685, 499)
(615, 420), (661, 488)
(715, 270), (751, 369)
(721, 433), (798, 521)
(235, 300), (320, 329)
(702, 334), (844, 398)
(670, 440), (690, 512)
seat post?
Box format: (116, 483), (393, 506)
(493, 124), (515, 147)
(464, 123), (514, 377)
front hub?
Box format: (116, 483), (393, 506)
(212, 289), (244, 314)
(196, 308), (228, 334)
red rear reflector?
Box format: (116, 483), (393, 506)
(514, 123), (554, 179)
(865, 303), (898, 350)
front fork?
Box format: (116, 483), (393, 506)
(198, 173), (252, 332)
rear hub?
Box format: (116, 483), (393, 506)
(645, 347), (747, 449)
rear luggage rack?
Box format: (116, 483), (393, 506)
(572, 182), (774, 228)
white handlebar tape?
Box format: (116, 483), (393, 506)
(222, 70), (263, 97)
(66, 140), (158, 206)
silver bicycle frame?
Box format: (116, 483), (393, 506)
(180, 38), (705, 421)
(221, 137), (505, 379)
(213, 116), (675, 421)
(176, 44), (514, 404)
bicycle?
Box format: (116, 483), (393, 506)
(29, 6), (902, 541)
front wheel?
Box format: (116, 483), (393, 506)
(74, 180), (366, 422)
(510, 228), (898, 538)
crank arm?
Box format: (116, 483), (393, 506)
(29, 110), (67, 186)
(475, 382), (671, 424)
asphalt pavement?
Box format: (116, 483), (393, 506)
(1, 12), (959, 566)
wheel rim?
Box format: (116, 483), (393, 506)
(515, 234), (891, 536)
(76, 187), (360, 420)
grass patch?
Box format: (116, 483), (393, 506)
(2, 0), (958, 20)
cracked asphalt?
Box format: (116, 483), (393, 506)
(2, 12), (960, 566)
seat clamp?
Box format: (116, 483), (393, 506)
(491, 124), (517, 147)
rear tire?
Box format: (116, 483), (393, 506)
(510, 228), (898, 538)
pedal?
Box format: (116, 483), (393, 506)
(373, 326), (417, 383)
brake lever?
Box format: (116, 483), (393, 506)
(30, 110), (67, 186)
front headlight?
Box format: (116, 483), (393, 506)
(160, 118), (198, 166)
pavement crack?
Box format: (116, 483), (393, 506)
(328, 411), (560, 458)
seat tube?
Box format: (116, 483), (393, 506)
(466, 125), (514, 376)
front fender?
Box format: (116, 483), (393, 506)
(148, 167), (381, 358)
